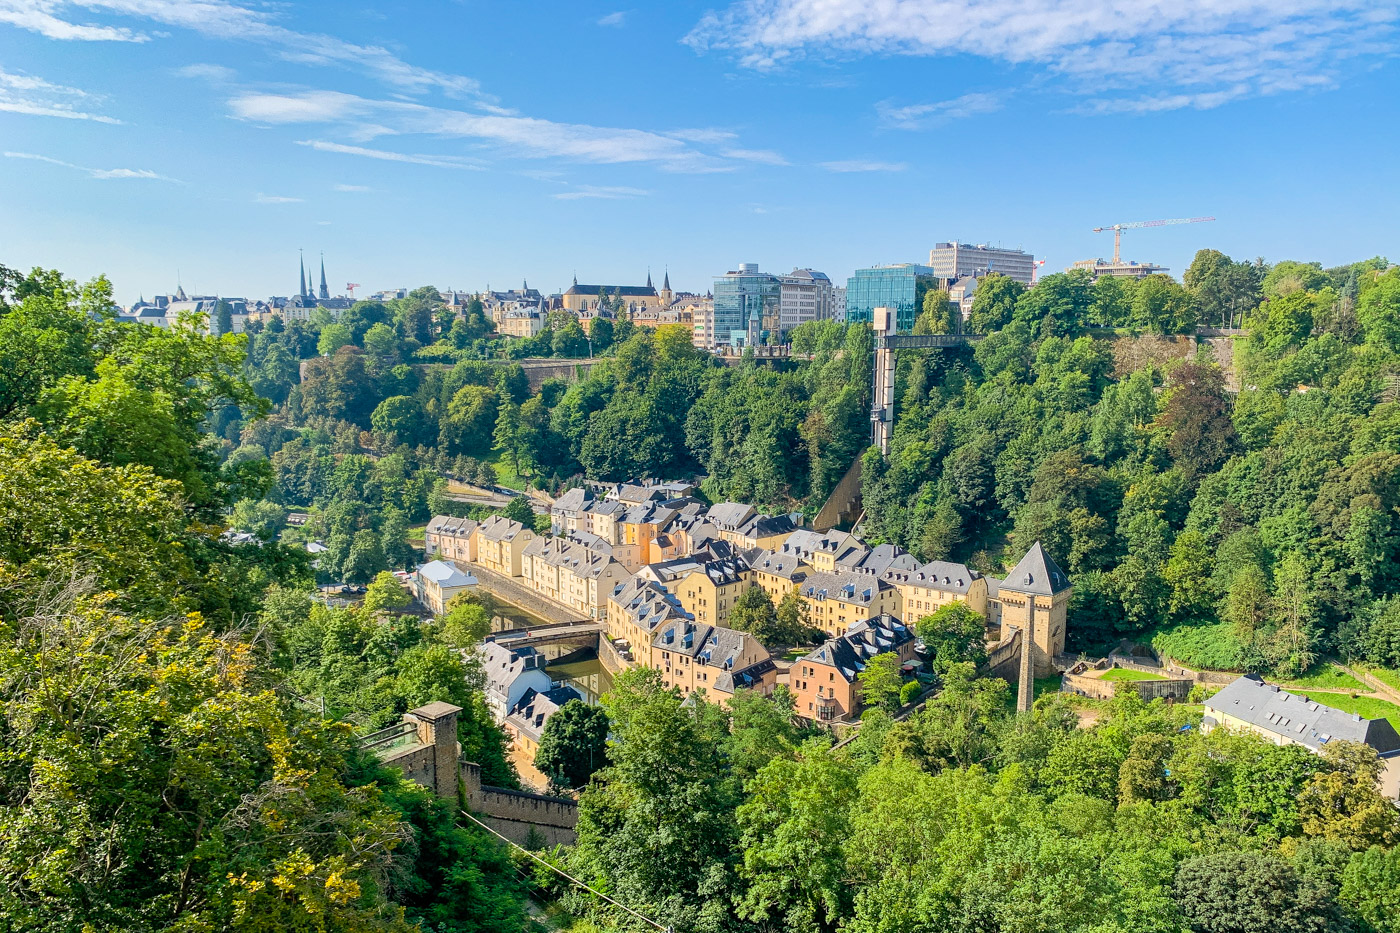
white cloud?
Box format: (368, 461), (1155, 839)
(553, 185), (650, 200)
(0, 0), (490, 99)
(234, 91), (733, 173)
(597, 11), (626, 27)
(298, 139), (486, 170)
(821, 159), (906, 172)
(333, 183), (371, 191)
(0, 1), (146, 40)
(254, 193), (302, 203)
(4, 150), (175, 179)
(0, 65), (120, 121)
(174, 62), (235, 81)
(878, 91), (1003, 129)
(721, 147), (789, 165)
(665, 127), (738, 143)
(686, 0), (1397, 110)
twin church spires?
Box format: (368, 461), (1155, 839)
(298, 249), (330, 300)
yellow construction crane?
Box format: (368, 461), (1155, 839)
(1093, 216), (1215, 263)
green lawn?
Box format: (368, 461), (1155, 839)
(1101, 667), (1166, 682)
(487, 454), (529, 492)
(1277, 663), (1368, 693)
(1284, 689), (1400, 730)
(1359, 664), (1400, 692)
(406, 523), (427, 544)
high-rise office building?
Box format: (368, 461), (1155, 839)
(845, 263), (940, 332)
(713, 263), (780, 346)
(778, 268), (835, 332)
(929, 242), (1035, 286)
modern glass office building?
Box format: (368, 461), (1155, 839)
(713, 263), (781, 346)
(844, 263), (939, 332)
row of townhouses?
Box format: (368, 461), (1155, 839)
(424, 484), (1072, 726)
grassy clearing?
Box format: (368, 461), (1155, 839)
(1358, 664), (1400, 692)
(406, 523), (427, 544)
(1277, 663), (1368, 692)
(1101, 667), (1166, 682)
(1284, 689), (1400, 730)
(487, 454), (530, 492)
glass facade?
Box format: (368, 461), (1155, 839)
(844, 264), (938, 332)
(713, 266), (781, 346)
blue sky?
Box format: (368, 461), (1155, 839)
(0, 0), (1396, 304)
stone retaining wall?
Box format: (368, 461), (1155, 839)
(462, 761), (578, 846)
(469, 562), (589, 625)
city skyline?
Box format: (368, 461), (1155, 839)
(1, 0), (1396, 303)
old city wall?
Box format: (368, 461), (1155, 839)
(461, 761), (578, 846)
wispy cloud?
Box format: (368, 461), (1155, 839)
(4, 150), (176, 179)
(233, 91), (734, 173)
(297, 139), (486, 170)
(597, 11), (626, 27)
(721, 147), (789, 165)
(878, 91), (1003, 129)
(821, 159), (906, 173)
(333, 183), (371, 191)
(686, 0), (1398, 111)
(254, 193), (302, 203)
(553, 185), (650, 200)
(0, 65), (120, 122)
(665, 127), (738, 144)
(0, 0), (492, 100)
(174, 62), (235, 82)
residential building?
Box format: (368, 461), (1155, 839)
(413, 560), (478, 615)
(605, 577), (692, 655)
(832, 286), (846, 322)
(989, 542), (1071, 673)
(796, 569), (896, 636)
(1203, 675), (1400, 800)
(928, 242), (1036, 286)
(778, 268), (837, 332)
(498, 306), (545, 338)
(669, 557), (751, 626)
(791, 615), (916, 723)
(712, 263), (781, 347)
(730, 513), (802, 550)
(787, 529), (867, 573)
(648, 619), (775, 704)
(520, 537), (631, 619)
(845, 263), (942, 332)
(425, 515), (479, 563)
(550, 487), (595, 536)
(473, 515), (537, 577)
(885, 559), (988, 624)
(691, 298), (716, 349)
(481, 643), (552, 722)
(504, 685), (583, 761)
(749, 548), (810, 605)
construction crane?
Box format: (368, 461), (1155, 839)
(1092, 216), (1215, 263)
(346, 282), (361, 298)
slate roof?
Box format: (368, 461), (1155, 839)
(427, 515), (479, 538)
(482, 643), (547, 702)
(800, 614), (914, 683)
(736, 513), (800, 540)
(751, 549), (809, 582)
(478, 514), (531, 543)
(799, 569), (887, 607)
(887, 559), (982, 594)
(417, 560), (476, 589)
(707, 502), (757, 530)
(609, 577), (691, 636)
(713, 658), (778, 695)
(844, 543), (919, 576)
(505, 685), (582, 743)
(566, 284), (659, 298)
(652, 620), (763, 672)
(1205, 674), (1400, 756)
(552, 486), (594, 515)
(999, 541), (1071, 596)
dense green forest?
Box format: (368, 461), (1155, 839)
(5, 253), (1400, 933)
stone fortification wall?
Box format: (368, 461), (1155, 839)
(461, 761), (578, 846)
(1061, 669), (1193, 702)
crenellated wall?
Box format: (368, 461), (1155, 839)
(461, 761), (578, 845)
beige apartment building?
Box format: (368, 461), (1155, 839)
(885, 559), (988, 623)
(648, 619), (775, 705)
(521, 537), (631, 620)
(670, 557), (751, 627)
(425, 516), (478, 563)
(472, 515), (537, 577)
(796, 569), (896, 637)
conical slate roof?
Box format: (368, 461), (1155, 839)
(1000, 541), (1070, 596)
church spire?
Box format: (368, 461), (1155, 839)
(299, 250), (307, 298)
(646, 268), (653, 289)
(319, 253), (329, 300)
(662, 268), (670, 291)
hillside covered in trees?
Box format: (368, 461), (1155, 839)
(6, 252), (1400, 933)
